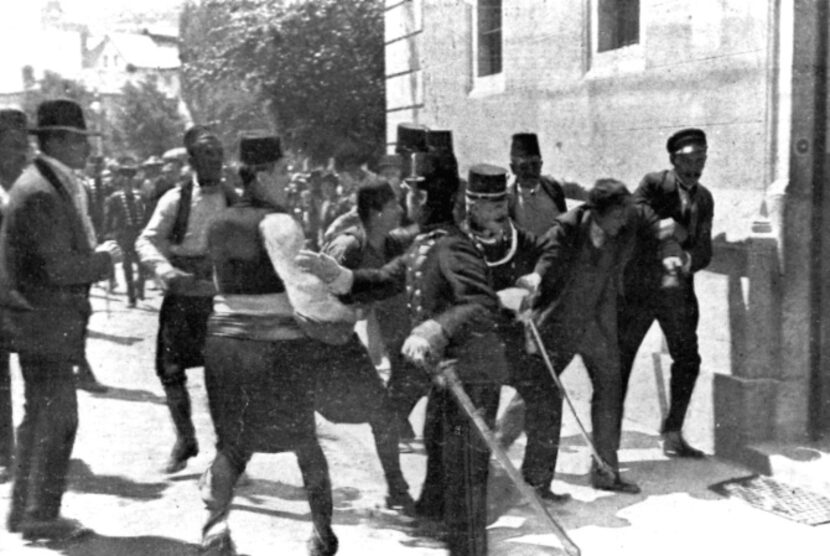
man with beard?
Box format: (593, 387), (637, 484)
(618, 128), (714, 459)
(137, 126), (238, 474)
(299, 148), (510, 555)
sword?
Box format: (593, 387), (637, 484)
(498, 287), (616, 478)
(522, 313), (617, 478)
(438, 361), (581, 556)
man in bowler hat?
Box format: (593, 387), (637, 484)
(1, 99), (122, 541)
(618, 128), (714, 459)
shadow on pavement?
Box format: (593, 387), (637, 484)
(87, 329), (145, 346)
(39, 533), (202, 556)
(68, 459), (168, 501)
(84, 386), (166, 405)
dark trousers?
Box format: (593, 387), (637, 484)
(498, 324), (563, 491)
(417, 382), (500, 556)
(618, 278), (701, 433)
(386, 343), (431, 436)
(0, 350), (12, 468)
(9, 353), (78, 523)
(201, 439), (334, 545)
(120, 246), (144, 304)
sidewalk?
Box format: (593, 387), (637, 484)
(1, 284), (829, 555)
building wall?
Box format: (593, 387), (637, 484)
(386, 0), (784, 451)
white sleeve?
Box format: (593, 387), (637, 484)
(260, 213), (357, 324)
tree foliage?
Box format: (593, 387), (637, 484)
(112, 76), (186, 159)
(21, 71), (94, 126)
(179, 0), (385, 164)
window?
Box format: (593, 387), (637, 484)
(477, 0), (502, 77)
(597, 0), (639, 52)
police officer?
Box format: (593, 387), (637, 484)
(618, 128), (714, 459)
(299, 137), (509, 555)
(137, 126), (238, 474)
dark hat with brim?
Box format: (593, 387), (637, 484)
(240, 134), (282, 166)
(29, 99), (100, 136)
(466, 163), (508, 200)
(510, 133), (541, 158)
(667, 128), (707, 154)
(0, 108), (27, 133)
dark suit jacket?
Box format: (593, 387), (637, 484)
(624, 169), (714, 294)
(0, 157), (112, 361)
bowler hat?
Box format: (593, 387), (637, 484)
(510, 133), (541, 158)
(239, 134), (282, 166)
(0, 108), (27, 133)
(29, 99), (99, 135)
(466, 163), (508, 200)
(666, 128), (707, 154)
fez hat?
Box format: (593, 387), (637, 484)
(29, 99), (99, 135)
(510, 133), (541, 158)
(466, 163), (509, 201)
(666, 128), (707, 154)
(396, 123), (429, 153)
(239, 134), (282, 166)
(377, 153), (402, 169)
(0, 108), (27, 133)
(115, 155), (139, 176)
(183, 125), (217, 154)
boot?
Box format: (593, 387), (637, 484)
(307, 525), (338, 556)
(163, 384), (198, 473)
(200, 453), (240, 555)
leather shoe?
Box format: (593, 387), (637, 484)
(17, 516), (93, 542)
(202, 530), (236, 556)
(662, 431), (705, 459)
(163, 439), (199, 474)
(591, 470), (641, 495)
(386, 490), (416, 516)
(535, 486), (572, 503)
(308, 527), (338, 556)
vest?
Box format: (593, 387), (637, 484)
(209, 206), (286, 295)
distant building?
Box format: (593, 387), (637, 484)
(385, 1), (830, 469)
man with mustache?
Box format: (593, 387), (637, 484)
(618, 128), (714, 459)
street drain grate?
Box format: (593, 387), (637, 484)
(710, 474), (830, 526)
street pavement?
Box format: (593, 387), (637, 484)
(2, 280), (830, 555)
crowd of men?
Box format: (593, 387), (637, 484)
(0, 98), (713, 556)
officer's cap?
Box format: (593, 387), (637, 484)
(466, 163), (509, 201)
(396, 123), (429, 153)
(666, 128), (707, 155)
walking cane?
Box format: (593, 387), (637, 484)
(437, 361), (581, 556)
